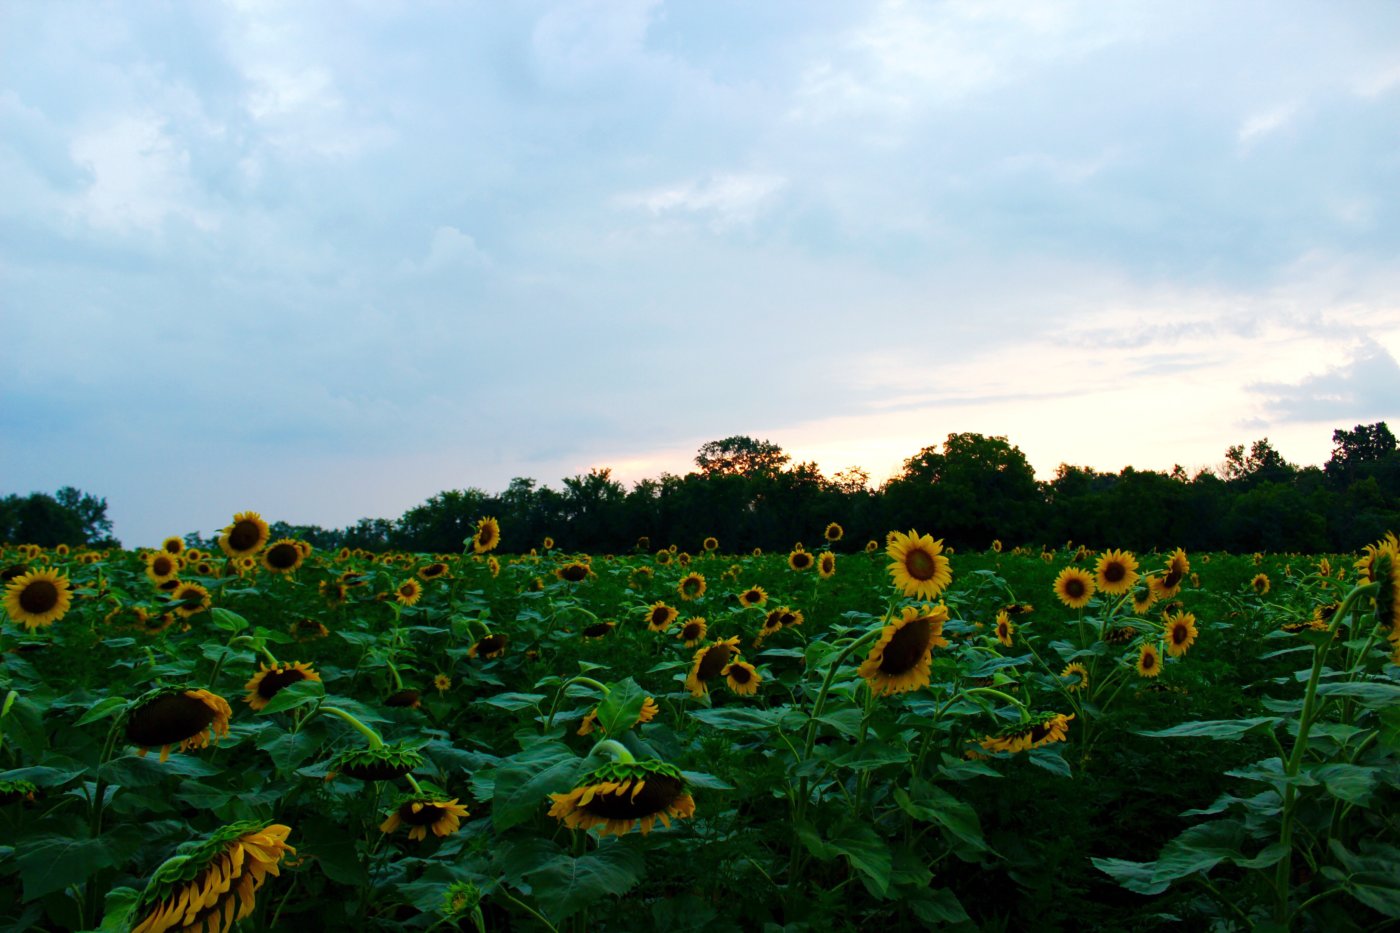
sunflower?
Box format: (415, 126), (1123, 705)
(653, 548), (674, 567)
(487, 556), (501, 578)
(677, 617), (707, 646)
(3, 569), (73, 630)
(556, 561), (591, 584)
(471, 517), (501, 554)
(419, 561), (451, 581)
(582, 620), (616, 639)
(244, 662), (321, 712)
(824, 522), (844, 543)
(1367, 538), (1397, 632)
(548, 759), (695, 837)
(818, 552), (837, 579)
(1059, 662), (1089, 692)
(319, 580), (349, 607)
(1136, 643), (1163, 678)
(1157, 548), (1190, 597)
(788, 547), (814, 572)
(702, 536), (719, 552)
(468, 633), (508, 659)
(380, 796), (470, 842)
(645, 601), (679, 632)
(1159, 610), (1198, 657)
(434, 674), (453, 694)
(886, 530), (952, 600)
(979, 712), (1075, 755)
(994, 611), (1014, 647)
(129, 821), (294, 933)
(636, 536), (651, 550)
(858, 604), (950, 696)
(737, 586), (767, 608)
(723, 660), (761, 696)
(1250, 573), (1271, 596)
(686, 637), (742, 697)
(864, 540), (879, 553)
(125, 687), (233, 762)
(0, 778), (38, 806)
(542, 536), (555, 550)
(385, 689), (422, 708)
(219, 511), (270, 558)
(327, 743), (425, 782)
(677, 572), (707, 601)
(577, 696), (660, 736)
(261, 539), (304, 574)
(145, 552), (181, 585)
(1130, 583), (1157, 615)
(169, 582), (211, 619)
(1095, 549), (1139, 596)
(395, 578), (424, 606)
(991, 539), (1003, 553)
(290, 617), (329, 641)
(1053, 567), (1095, 609)
(160, 536), (185, 556)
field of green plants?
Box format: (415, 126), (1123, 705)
(1, 513), (1397, 932)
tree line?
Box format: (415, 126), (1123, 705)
(6, 423), (1396, 555)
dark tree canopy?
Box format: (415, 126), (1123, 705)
(694, 436), (790, 478)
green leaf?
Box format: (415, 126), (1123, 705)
(524, 844), (646, 921)
(256, 678), (325, 715)
(99, 754), (221, 788)
(909, 887), (972, 925)
(210, 607), (249, 633)
(1137, 717), (1282, 740)
(490, 745), (583, 832)
(16, 825), (143, 901)
(679, 770), (735, 791)
(687, 708), (784, 732)
(814, 708), (865, 740)
(1315, 682), (1400, 707)
(1027, 746), (1072, 777)
(831, 743), (911, 771)
(95, 885), (140, 933)
(1153, 820), (1247, 882)
(1092, 857), (1170, 895)
(595, 679), (647, 737)
(74, 696), (129, 727)
(481, 692), (547, 712)
(1309, 763), (1378, 805)
(255, 728), (321, 774)
(824, 820), (893, 898)
(893, 783), (988, 854)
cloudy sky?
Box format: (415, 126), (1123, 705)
(3, 0), (1399, 546)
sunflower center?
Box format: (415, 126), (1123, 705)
(19, 580), (59, 614)
(153, 556), (174, 576)
(1102, 562), (1126, 583)
(399, 802), (447, 826)
(904, 549), (937, 581)
(650, 608), (668, 625)
(682, 623), (702, 640)
(1171, 625), (1189, 645)
(697, 644), (735, 680)
(580, 776), (683, 819)
(562, 564), (588, 582)
(257, 667), (309, 699)
(728, 664), (752, 684)
(1142, 652), (1157, 670)
(227, 520), (262, 552)
(584, 622), (612, 637)
(266, 544), (300, 570)
(1064, 578), (1086, 599)
(126, 693), (216, 746)
(1162, 569), (1183, 589)
(879, 618), (933, 675)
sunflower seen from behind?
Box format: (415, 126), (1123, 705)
(548, 758), (695, 837)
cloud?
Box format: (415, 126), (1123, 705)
(397, 226), (489, 274)
(1250, 338), (1400, 423)
(1237, 102), (1298, 146)
(618, 172), (787, 229)
(66, 115), (217, 232)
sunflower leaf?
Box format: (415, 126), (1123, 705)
(687, 708), (783, 732)
(893, 783), (989, 854)
(73, 697), (128, 727)
(1137, 717), (1282, 740)
(521, 843), (646, 921)
(256, 678), (324, 715)
(490, 745), (583, 832)
(594, 678), (646, 737)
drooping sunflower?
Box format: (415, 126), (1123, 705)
(556, 561), (592, 584)
(677, 616), (707, 646)
(677, 572), (707, 601)
(737, 586), (768, 608)
(824, 522), (844, 543)
(419, 561), (451, 581)
(244, 662), (321, 712)
(260, 539), (304, 575)
(129, 821), (294, 933)
(857, 603), (950, 696)
(645, 601), (679, 632)
(994, 611), (1014, 647)
(1095, 549), (1139, 596)
(1053, 567), (1096, 609)
(788, 547), (814, 572)
(818, 552), (837, 579)
(3, 569), (73, 630)
(145, 551), (182, 584)
(1250, 573), (1271, 596)
(380, 796), (470, 842)
(1059, 662), (1089, 692)
(686, 637), (742, 697)
(1136, 642), (1163, 678)
(487, 556), (501, 578)
(468, 633), (508, 659)
(723, 660), (761, 696)
(327, 742), (425, 782)
(582, 620), (616, 639)
(169, 582), (211, 619)
(577, 697), (660, 736)
(219, 511), (271, 558)
(885, 530), (952, 600)
(979, 711), (1075, 755)
(702, 536), (719, 553)
(548, 758), (695, 837)
(395, 578), (424, 606)
(471, 517), (501, 554)
(125, 687), (233, 762)
(385, 689), (422, 708)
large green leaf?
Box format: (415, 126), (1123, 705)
(687, 708), (784, 732)
(490, 745), (583, 832)
(893, 782), (988, 854)
(16, 824), (143, 901)
(520, 843), (646, 921)
(1137, 717), (1282, 740)
(594, 678), (647, 737)
(794, 818), (893, 898)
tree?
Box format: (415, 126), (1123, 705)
(884, 433), (1040, 547)
(0, 488), (117, 547)
(1221, 438), (1295, 485)
(1325, 422), (1397, 480)
(694, 436), (790, 478)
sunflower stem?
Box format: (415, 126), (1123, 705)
(404, 774), (424, 795)
(802, 627), (883, 761)
(963, 686), (1029, 719)
(495, 885), (560, 933)
(320, 705), (385, 749)
(591, 739), (634, 764)
(385, 659), (404, 691)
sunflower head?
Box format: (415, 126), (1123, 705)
(723, 660), (761, 696)
(677, 572), (706, 601)
(291, 617), (330, 641)
(1053, 566), (1096, 609)
(788, 547), (814, 572)
(994, 610), (1014, 647)
(168, 581), (211, 619)
(1095, 549), (1139, 595)
(542, 537), (555, 550)
(548, 759), (695, 837)
(677, 616), (707, 646)
(3, 569), (73, 630)
(385, 688), (423, 709)
(160, 537), (185, 556)
(858, 604), (950, 696)
(991, 539), (1003, 553)
(395, 578), (424, 606)
(1359, 534), (1398, 632)
(645, 601), (679, 632)
(471, 517), (501, 554)
(1250, 573), (1271, 595)
(824, 522), (844, 543)
(686, 637), (742, 697)
(556, 561), (591, 584)
(979, 711), (1075, 755)
(1163, 611), (1198, 657)
(654, 549), (673, 566)
(1059, 662), (1089, 692)
(468, 633), (508, 659)
(219, 511), (271, 558)
(419, 561), (451, 581)
(702, 536), (719, 552)
(1136, 643), (1163, 678)
(244, 661), (321, 712)
(885, 530), (952, 600)
(818, 552), (837, 579)
(737, 586), (767, 608)
(577, 697), (660, 736)
(329, 743), (425, 782)
(260, 539), (305, 575)
(582, 620), (616, 639)
(124, 687), (233, 762)
(145, 551), (182, 584)
(380, 795), (470, 842)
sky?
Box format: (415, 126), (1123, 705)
(3, 0), (1399, 547)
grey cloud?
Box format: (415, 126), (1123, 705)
(1250, 339), (1400, 423)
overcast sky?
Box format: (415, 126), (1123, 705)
(3, 0), (1399, 546)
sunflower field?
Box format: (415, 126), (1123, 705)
(2, 514), (1398, 932)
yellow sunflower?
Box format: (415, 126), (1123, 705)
(1163, 611), (1198, 657)
(243, 662), (321, 712)
(471, 517), (501, 554)
(1136, 643), (1163, 678)
(824, 522), (844, 543)
(994, 610), (1014, 647)
(723, 660), (761, 696)
(419, 561), (451, 581)
(885, 530), (952, 600)
(219, 511), (270, 558)
(548, 759), (695, 837)
(645, 601), (679, 632)
(394, 578), (424, 606)
(582, 620), (616, 639)
(979, 712), (1074, 755)
(160, 536), (185, 556)
(1156, 548), (1190, 597)
(125, 688), (233, 762)
(542, 536), (555, 550)
(865, 540), (879, 553)
(468, 633), (509, 659)
(1094, 549), (1139, 596)
(991, 539), (1003, 553)
(686, 637), (742, 697)
(1053, 566), (1096, 609)
(169, 582), (211, 619)
(3, 569), (73, 630)
(557, 561), (592, 583)
(1130, 583), (1157, 615)
(1059, 662), (1089, 692)
(677, 616), (707, 646)
(702, 536), (719, 552)
(487, 556), (501, 578)
(290, 617), (329, 641)
(788, 547), (814, 572)
(737, 585), (767, 608)
(260, 539), (305, 575)
(1360, 534), (1397, 631)
(655, 549), (673, 566)
(380, 797), (470, 842)
(1251, 573), (1271, 596)
(857, 604), (950, 696)
(818, 552), (837, 579)
(677, 572), (706, 601)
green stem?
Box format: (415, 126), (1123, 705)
(591, 739), (635, 764)
(802, 627), (883, 760)
(496, 884), (560, 933)
(319, 706), (384, 749)
(964, 686), (1030, 719)
(404, 774), (424, 795)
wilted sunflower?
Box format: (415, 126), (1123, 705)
(1163, 611), (1198, 657)
(125, 687), (233, 762)
(1136, 643), (1163, 678)
(395, 578), (424, 606)
(3, 569), (73, 630)
(557, 561), (592, 584)
(994, 611), (1014, 647)
(219, 511), (271, 558)
(645, 601), (679, 632)
(824, 522), (844, 543)
(145, 551), (182, 584)
(548, 758), (695, 837)
(129, 821), (294, 933)
(737, 585), (767, 608)
(327, 742), (425, 782)
(677, 572), (706, 601)
(385, 688), (422, 709)
(471, 517), (501, 554)
(686, 637), (742, 697)
(261, 539), (304, 574)
(979, 712), (1074, 755)
(858, 604), (950, 696)
(169, 582), (211, 619)
(468, 633), (508, 659)
(788, 547), (814, 572)
(723, 660), (761, 696)
(1250, 573), (1271, 596)
(818, 552), (837, 579)
(244, 662), (321, 712)
(380, 796), (470, 842)
(582, 620), (616, 639)
(1059, 662), (1089, 692)
(419, 561), (451, 581)
(578, 697), (660, 736)
(702, 536), (719, 552)
(886, 530), (952, 600)
(1053, 567), (1096, 609)
(677, 617), (707, 646)
(1095, 549), (1139, 596)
